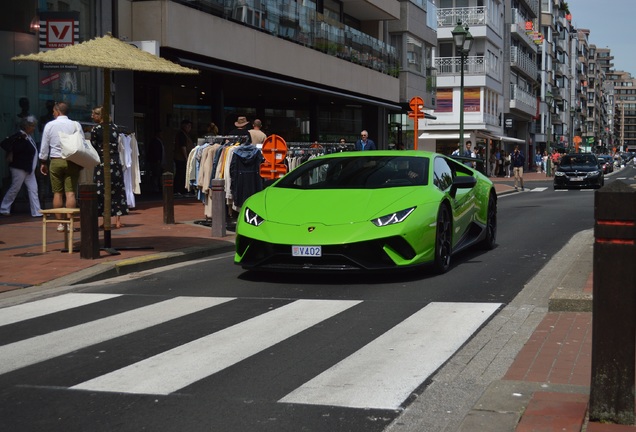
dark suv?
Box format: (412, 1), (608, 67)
(553, 153), (604, 189)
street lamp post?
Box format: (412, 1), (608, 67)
(452, 21), (474, 150)
(545, 91), (554, 176)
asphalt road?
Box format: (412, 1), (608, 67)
(1, 169), (632, 432)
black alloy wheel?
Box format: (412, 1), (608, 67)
(433, 204), (452, 274)
(480, 193), (497, 250)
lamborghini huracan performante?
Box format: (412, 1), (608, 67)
(234, 151), (497, 273)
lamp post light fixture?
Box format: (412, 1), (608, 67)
(545, 91), (554, 176)
(451, 21), (474, 149)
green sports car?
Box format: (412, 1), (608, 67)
(234, 150), (497, 273)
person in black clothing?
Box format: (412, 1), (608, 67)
(0, 116), (43, 217)
(511, 145), (525, 191)
(228, 116), (251, 143)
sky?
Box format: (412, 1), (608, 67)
(568, 0), (635, 76)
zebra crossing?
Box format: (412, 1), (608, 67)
(0, 293), (501, 411)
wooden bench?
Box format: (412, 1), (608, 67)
(41, 208), (80, 253)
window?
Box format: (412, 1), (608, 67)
(433, 157), (454, 191)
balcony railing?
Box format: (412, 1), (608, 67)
(510, 46), (537, 80)
(510, 84), (537, 113)
(437, 7), (486, 28)
(434, 56), (486, 75)
(510, 9), (537, 48)
(168, 0), (399, 76)
(519, 0), (539, 17)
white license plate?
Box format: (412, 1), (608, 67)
(292, 246), (322, 257)
(571, 177), (584, 181)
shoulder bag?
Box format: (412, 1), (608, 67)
(59, 122), (100, 169)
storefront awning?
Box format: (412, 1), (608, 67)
(419, 132), (471, 140)
(495, 135), (525, 143)
(177, 57), (404, 111)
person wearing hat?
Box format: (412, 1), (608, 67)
(228, 116), (252, 143)
(174, 119), (193, 195)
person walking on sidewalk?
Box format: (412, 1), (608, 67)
(38, 101), (81, 233)
(511, 145), (525, 191)
(0, 116), (43, 217)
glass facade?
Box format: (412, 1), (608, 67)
(0, 1), (101, 190)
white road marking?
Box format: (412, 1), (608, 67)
(530, 187), (548, 192)
(279, 302), (501, 410)
(71, 299), (361, 395)
(0, 297), (233, 375)
(0, 293), (121, 327)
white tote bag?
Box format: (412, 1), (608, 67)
(59, 122), (100, 169)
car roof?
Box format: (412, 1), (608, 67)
(317, 150), (436, 159)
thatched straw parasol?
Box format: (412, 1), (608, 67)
(12, 33), (198, 252)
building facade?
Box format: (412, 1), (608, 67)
(2, 0), (441, 194)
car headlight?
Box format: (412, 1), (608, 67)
(371, 207), (415, 227)
(554, 171), (566, 177)
(244, 207), (264, 226)
(587, 171), (600, 177)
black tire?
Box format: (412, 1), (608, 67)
(433, 204), (452, 274)
(480, 193), (497, 250)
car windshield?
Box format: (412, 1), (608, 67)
(560, 154), (597, 167)
(275, 155), (429, 189)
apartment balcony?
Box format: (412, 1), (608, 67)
(510, 46), (537, 81)
(510, 9), (538, 49)
(437, 6), (486, 28)
(554, 62), (569, 77)
(556, 37), (568, 53)
(518, 0), (539, 18)
(553, 86), (567, 100)
(434, 55), (490, 76)
(510, 84), (537, 117)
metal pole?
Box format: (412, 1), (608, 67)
(459, 51), (465, 148)
(546, 100), (552, 176)
(103, 68), (113, 248)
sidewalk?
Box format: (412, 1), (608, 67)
(0, 172), (625, 431)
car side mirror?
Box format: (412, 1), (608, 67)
(450, 175), (477, 198)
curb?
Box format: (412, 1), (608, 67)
(0, 241), (236, 307)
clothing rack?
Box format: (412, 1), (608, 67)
(203, 135), (249, 145)
(286, 141), (354, 155)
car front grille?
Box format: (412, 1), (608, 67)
(236, 235), (417, 271)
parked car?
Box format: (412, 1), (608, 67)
(554, 153), (604, 190)
(235, 151), (497, 274)
(597, 155), (614, 174)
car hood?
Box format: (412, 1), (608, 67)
(558, 164), (599, 172)
(256, 187), (427, 226)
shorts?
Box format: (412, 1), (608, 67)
(49, 158), (81, 193)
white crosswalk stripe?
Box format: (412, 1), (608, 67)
(279, 302), (501, 409)
(0, 294), (502, 411)
(71, 299), (361, 395)
(0, 296), (233, 375)
(530, 187), (548, 192)
(0, 293), (121, 327)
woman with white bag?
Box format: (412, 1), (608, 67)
(90, 106), (128, 229)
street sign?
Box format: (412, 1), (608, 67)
(409, 96), (424, 112)
(260, 134), (288, 179)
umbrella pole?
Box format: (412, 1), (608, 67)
(102, 68), (116, 253)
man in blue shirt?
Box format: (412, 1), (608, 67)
(355, 130), (376, 151)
